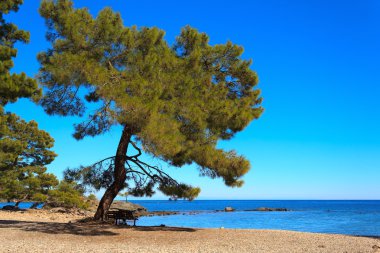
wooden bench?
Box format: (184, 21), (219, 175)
(106, 209), (138, 226)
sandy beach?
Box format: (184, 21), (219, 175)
(0, 210), (379, 253)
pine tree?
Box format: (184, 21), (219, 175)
(0, 0), (57, 206)
(38, 0), (263, 220)
(0, 0), (40, 105)
(0, 109), (58, 205)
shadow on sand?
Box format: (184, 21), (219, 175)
(0, 219), (197, 236)
(354, 235), (380, 240)
(124, 225), (196, 232)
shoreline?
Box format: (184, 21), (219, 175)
(1, 210), (379, 253)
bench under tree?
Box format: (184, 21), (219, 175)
(106, 210), (138, 226)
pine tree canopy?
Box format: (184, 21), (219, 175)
(0, 107), (58, 203)
(0, 0), (59, 205)
(0, 0), (41, 106)
(38, 0), (263, 196)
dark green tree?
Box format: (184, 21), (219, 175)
(0, 0), (41, 105)
(0, 0), (57, 206)
(0, 109), (59, 205)
(38, 0), (263, 220)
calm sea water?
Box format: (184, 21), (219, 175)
(131, 200), (380, 236)
(1, 200), (379, 236)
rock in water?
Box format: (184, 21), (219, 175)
(224, 206), (235, 212)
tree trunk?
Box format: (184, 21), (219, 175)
(94, 126), (132, 220)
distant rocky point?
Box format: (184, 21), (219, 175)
(249, 207), (290, 212)
(216, 207), (290, 212)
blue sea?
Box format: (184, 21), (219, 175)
(132, 200), (380, 236)
(1, 200), (379, 236)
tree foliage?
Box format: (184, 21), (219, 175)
(47, 180), (89, 209)
(0, 1), (87, 209)
(0, 107), (89, 208)
(0, 106), (59, 204)
(38, 0), (263, 217)
(0, 0), (40, 105)
(0, 0), (55, 205)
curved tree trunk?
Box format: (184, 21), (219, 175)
(94, 126), (132, 220)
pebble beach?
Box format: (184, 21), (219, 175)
(0, 210), (379, 253)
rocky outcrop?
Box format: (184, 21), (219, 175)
(110, 201), (147, 212)
(253, 207), (289, 212)
(144, 211), (180, 216)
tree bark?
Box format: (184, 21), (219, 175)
(94, 125), (132, 220)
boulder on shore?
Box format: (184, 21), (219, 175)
(110, 201), (147, 213)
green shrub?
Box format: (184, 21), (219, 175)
(48, 181), (89, 209)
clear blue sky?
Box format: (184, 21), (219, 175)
(5, 0), (380, 200)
